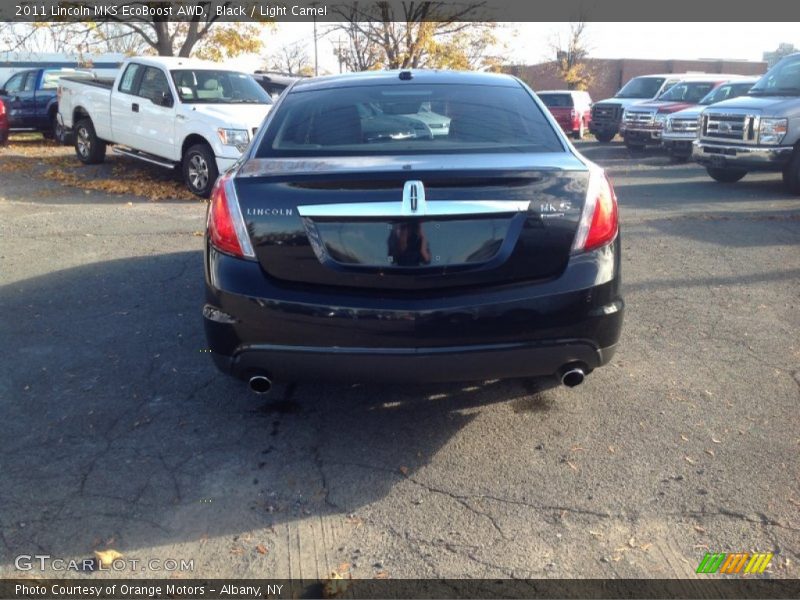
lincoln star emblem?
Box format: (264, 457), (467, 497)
(403, 180), (426, 215)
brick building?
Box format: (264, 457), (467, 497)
(505, 58), (767, 102)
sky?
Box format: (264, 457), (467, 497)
(236, 21), (800, 75)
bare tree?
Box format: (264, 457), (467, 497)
(267, 42), (313, 76)
(550, 21), (592, 90)
(1, 2), (263, 58)
(330, 1), (495, 71)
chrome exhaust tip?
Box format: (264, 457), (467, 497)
(560, 367), (585, 388)
(248, 375), (272, 395)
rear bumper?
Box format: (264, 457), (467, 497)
(211, 341), (618, 383)
(692, 141), (794, 171)
(203, 239), (624, 383)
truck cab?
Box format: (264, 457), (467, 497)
(58, 57), (273, 196)
(590, 74), (685, 142)
(693, 53), (800, 193)
(620, 76), (742, 151)
(0, 68), (92, 140)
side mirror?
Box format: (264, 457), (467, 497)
(158, 91), (174, 108)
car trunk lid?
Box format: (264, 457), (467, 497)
(234, 153), (589, 291)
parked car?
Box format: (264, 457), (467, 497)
(202, 70), (623, 393)
(537, 90), (592, 139)
(662, 78), (758, 160)
(620, 76), (743, 151)
(0, 68), (96, 142)
(0, 98), (8, 145)
(252, 72), (298, 99)
(590, 74), (691, 142)
(58, 57), (273, 197)
(694, 53), (800, 193)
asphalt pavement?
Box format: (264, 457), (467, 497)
(0, 140), (798, 582)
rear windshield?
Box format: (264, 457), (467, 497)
(538, 93), (573, 107)
(615, 77), (665, 99)
(255, 83), (563, 157)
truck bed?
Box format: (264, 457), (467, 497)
(60, 77), (115, 89)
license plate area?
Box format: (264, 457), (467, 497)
(305, 215), (521, 270)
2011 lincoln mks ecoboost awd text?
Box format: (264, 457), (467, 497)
(203, 70), (623, 394)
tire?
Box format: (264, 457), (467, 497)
(781, 151), (800, 195)
(52, 113), (70, 145)
(595, 131), (615, 143)
(705, 167), (747, 184)
(183, 143), (218, 198)
(74, 118), (106, 164)
(573, 120), (585, 140)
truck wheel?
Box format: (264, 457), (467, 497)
(52, 113), (70, 145)
(706, 167), (747, 183)
(183, 143), (218, 198)
(595, 132), (615, 143)
(782, 152), (800, 195)
(74, 118), (106, 164)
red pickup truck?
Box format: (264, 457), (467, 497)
(537, 90), (593, 139)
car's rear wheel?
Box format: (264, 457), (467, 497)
(706, 167), (747, 183)
(595, 131), (615, 143)
(782, 151), (800, 195)
(74, 118), (106, 164)
(183, 143), (218, 198)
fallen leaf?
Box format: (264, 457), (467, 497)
(375, 571), (390, 579)
(322, 571), (351, 598)
(566, 461), (578, 471)
(705, 449), (715, 457)
(94, 549), (123, 568)
(711, 437), (722, 444)
(680, 435), (689, 442)
(627, 537), (636, 548)
(640, 543), (652, 551)
(589, 530), (603, 538)
(607, 446), (615, 454)
(399, 466), (409, 477)
(256, 544), (268, 555)
(694, 525), (706, 534)
(684, 456), (696, 465)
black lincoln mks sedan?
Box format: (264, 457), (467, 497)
(203, 70), (623, 394)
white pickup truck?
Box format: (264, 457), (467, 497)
(58, 56), (274, 196)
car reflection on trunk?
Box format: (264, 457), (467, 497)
(388, 221), (432, 266)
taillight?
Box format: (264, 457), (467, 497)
(0, 100), (5, 117)
(572, 169), (619, 252)
(207, 174), (255, 259)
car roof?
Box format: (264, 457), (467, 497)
(290, 69), (521, 92)
(126, 56), (234, 71)
(536, 90), (590, 95)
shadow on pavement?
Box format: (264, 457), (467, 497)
(0, 251), (557, 561)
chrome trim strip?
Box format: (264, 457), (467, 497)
(297, 199), (531, 218)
